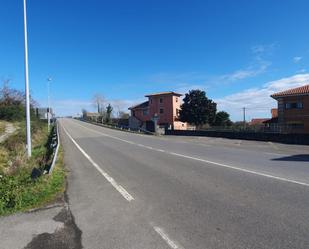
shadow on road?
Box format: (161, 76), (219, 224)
(272, 154), (309, 162)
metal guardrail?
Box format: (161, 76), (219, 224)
(80, 118), (155, 135)
(48, 121), (60, 174)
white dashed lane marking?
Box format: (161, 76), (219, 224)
(62, 125), (134, 202)
(151, 224), (184, 249)
(71, 121), (309, 188)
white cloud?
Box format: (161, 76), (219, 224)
(221, 60), (270, 82)
(108, 99), (141, 116)
(297, 69), (307, 73)
(51, 99), (93, 116)
(220, 44), (274, 82)
(175, 83), (208, 95)
(293, 56), (302, 63)
(216, 74), (309, 121)
(147, 44), (274, 94)
(251, 43), (277, 55)
(38, 98), (140, 117)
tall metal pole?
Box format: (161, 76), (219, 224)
(47, 77), (52, 132)
(243, 107), (246, 130)
(23, 0), (31, 157)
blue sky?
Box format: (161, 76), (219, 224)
(1, 0), (309, 120)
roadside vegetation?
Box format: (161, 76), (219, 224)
(0, 121), (6, 135)
(0, 80), (65, 216)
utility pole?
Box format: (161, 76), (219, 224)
(47, 77), (52, 132)
(243, 107), (246, 130)
(23, 0), (31, 157)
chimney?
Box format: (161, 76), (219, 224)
(271, 108), (278, 118)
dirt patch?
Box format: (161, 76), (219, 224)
(0, 123), (16, 143)
(24, 206), (82, 249)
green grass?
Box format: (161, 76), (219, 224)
(0, 121), (6, 135)
(0, 120), (66, 216)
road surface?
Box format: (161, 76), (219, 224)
(2, 118), (307, 249)
(56, 118), (309, 249)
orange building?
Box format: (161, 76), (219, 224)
(271, 84), (309, 133)
(129, 92), (187, 131)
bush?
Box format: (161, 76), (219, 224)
(0, 148), (65, 216)
(0, 119), (65, 216)
(0, 175), (21, 211)
(0, 105), (25, 121)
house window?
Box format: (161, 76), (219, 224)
(159, 108), (164, 114)
(143, 109), (148, 116)
(285, 102), (303, 109)
(132, 111), (136, 117)
(176, 97), (178, 102)
(297, 102), (303, 109)
(176, 109), (180, 116)
(285, 103), (291, 109)
(150, 98), (152, 104)
(159, 98), (163, 103)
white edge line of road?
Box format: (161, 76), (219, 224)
(61, 124), (134, 202)
(72, 120), (309, 188)
(152, 224), (184, 249)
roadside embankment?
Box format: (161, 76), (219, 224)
(0, 120), (65, 216)
(0, 121), (5, 135)
(0, 122), (16, 143)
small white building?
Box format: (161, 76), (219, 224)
(35, 108), (54, 120)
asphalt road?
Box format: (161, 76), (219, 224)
(58, 118), (309, 249)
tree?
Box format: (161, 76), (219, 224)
(0, 79), (24, 106)
(0, 79), (25, 121)
(92, 93), (105, 114)
(214, 111), (232, 127)
(105, 104), (113, 124)
(0, 79), (37, 107)
(179, 89), (217, 128)
(118, 111), (130, 119)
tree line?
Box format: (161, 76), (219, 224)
(84, 90), (232, 129)
(0, 79), (38, 121)
(82, 93), (129, 124)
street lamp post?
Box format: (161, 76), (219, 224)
(47, 77), (52, 132)
(23, 0), (31, 157)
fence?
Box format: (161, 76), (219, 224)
(165, 129), (309, 145)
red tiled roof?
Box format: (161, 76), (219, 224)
(271, 84), (309, 98)
(145, 91), (182, 97)
(263, 117), (278, 124)
(249, 118), (269, 125)
(128, 101), (149, 110)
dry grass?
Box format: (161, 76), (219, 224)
(0, 120), (66, 216)
(0, 121), (6, 135)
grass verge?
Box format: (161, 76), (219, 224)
(0, 120), (66, 216)
(0, 121), (6, 135)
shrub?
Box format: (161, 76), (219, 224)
(0, 105), (25, 121)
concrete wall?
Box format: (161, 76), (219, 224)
(165, 130), (309, 145)
(173, 121), (187, 130)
